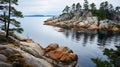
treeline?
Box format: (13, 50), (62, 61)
(61, 0), (120, 21)
(0, 0), (23, 38)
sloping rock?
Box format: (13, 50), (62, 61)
(0, 45), (9, 50)
(99, 19), (114, 29)
(0, 33), (78, 67)
(21, 52), (53, 67)
(10, 33), (28, 41)
(92, 17), (98, 25)
(0, 48), (19, 56)
(0, 62), (12, 67)
(44, 21), (55, 25)
(20, 42), (45, 58)
(55, 46), (73, 53)
(78, 22), (86, 27)
(45, 43), (59, 53)
(86, 17), (98, 25)
(0, 54), (7, 61)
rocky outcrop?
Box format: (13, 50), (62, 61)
(0, 62), (12, 67)
(45, 43), (78, 67)
(0, 54), (7, 61)
(99, 19), (114, 29)
(20, 41), (45, 58)
(44, 10), (120, 32)
(21, 52), (53, 67)
(0, 33), (78, 67)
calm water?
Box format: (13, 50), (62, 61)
(18, 17), (120, 67)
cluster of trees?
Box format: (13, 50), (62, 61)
(0, 0), (23, 38)
(61, 0), (120, 20)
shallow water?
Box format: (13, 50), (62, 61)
(18, 17), (120, 67)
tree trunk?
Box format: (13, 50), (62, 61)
(3, 11), (7, 31)
(6, 0), (11, 38)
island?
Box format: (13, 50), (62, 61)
(44, 1), (120, 32)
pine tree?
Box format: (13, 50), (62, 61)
(76, 3), (82, 12)
(83, 0), (89, 10)
(72, 3), (75, 12)
(62, 5), (70, 13)
(0, 0), (23, 38)
(90, 3), (96, 16)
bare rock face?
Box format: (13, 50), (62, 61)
(86, 17), (98, 25)
(45, 43), (78, 67)
(0, 62), (12, 67)
(0, 48), (20, 56)
(45, 43), (59, 53)
(0, 54), (7, 61)
(0, 33), (54, 67)
(20, 41), (45, 58)
(21, 52), (53, 67)
(44, 21), (55, 25)
(99, 19), (114, 29)
(0, 33), (78, 67)
(82, 11), (92, 17)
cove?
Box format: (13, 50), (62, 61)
(17, 17), (120, 67)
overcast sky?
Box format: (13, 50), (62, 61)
(16, 0), (120, 15)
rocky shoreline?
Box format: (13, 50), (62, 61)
(44, 11), (120, 32)
(0, 32), (78, 67)
(44, 19), (120, 32)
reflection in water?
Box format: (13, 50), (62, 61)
(97, 30), (120, 47)
(63, 29), (120, 47)
(19, 17), (120, 67)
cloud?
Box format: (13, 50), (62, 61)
(16, 0), (120, 15)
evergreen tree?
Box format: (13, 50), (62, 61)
(76, 3), (82, 12)
(90, 3), (96, 15)
(109, 4), (114, 12)
(90, 3), (96, 11)
(83, 0), (89, 10)
(115, 6), (120, 13)
(0, 0), (23, 38)
(72, 3), (75, 12)
(62, 5), (70, 13)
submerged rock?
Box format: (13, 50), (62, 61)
(58, 28), (65, 32)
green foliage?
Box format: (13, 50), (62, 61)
(61, 1), (120, 21)
(92, 58), (112, 67)
(91, 1), (116, 20)
(115, 6), (120, 13)
(83, 0), (89, 10)
(62, 5), (70, 13)
(0, 0), (23, 38)
(10, 7), (23, 17)
(92, 45), (120, 67)
(72, 3), (75, 12)
(10, 28), (24, 33)
(76, 3), (81, 11)
(10, 19), (20, 27)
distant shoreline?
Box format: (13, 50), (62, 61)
(23, 15), (55, 17)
